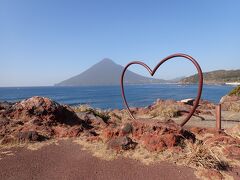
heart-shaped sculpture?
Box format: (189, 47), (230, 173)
(120, 53), (203, 127)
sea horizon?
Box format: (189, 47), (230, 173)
(0, 84), (235, 109)
(0, 82), (237, 88)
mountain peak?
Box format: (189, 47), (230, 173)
(100, 58), (115, 64)
(56, 58), (165, 86)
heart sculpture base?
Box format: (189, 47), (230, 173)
(120, 53), (203, 127)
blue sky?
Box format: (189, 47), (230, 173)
(0, 0), (240, 86)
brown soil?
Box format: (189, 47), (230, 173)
(0, 140), (197, 180)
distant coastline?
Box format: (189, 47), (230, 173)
(181, 69), (240, 85)
(180, 82), (240, 86)
(55, 58), (240, 87)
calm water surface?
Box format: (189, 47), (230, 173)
(0, 84), (235, 109)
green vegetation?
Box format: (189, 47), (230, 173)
(181, 70), (240, 84)
(229, 85), (240, 96)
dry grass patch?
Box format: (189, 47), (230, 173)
(0, 139), (60, 161)
(182, 141), (230, 171)
(72, 136), (230, 171)
(27, 139), (59, 151)
(194, 168), (234, 180)
(73, 137), (118, 161)
(73, 137), (171, 165)
(228, 103), (240, 112)
(0, 150), (15, 160)
(73, 136), (236, 180)
(225, 124), (240, 139)
(150, 105), (181, 118)
(72, 104), (93, 113)
(0, 139), (59, 151)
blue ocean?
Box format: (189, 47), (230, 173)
(0, 84), (235, 109)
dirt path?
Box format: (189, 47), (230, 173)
(0, 140), (198, 180)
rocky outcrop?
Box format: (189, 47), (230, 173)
(0, 97), (98, 144)
(0, 96), (239, 160)
(1, 96), (240, 179)
(1, 96), (80, 125)
(107, 136), (137, 151)
(132, 120), (195, 152)
(102, 119), (195, 152)
(206, 134), (240, 162)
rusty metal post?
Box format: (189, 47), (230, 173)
(216, 104), (222, 131)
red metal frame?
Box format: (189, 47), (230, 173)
(120, 53), (203, 127)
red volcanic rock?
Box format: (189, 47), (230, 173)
(121, 123), (133, 136)
(132, 120), (195, 152)
(205, 134), (240, 146)
(18, 131), (43, 143)
(68, 126), (84, 137)
(102, 119), (195, 152)
(102, 122), (133, 140)
(102, 127), (121, 140)
(141, 134), (167, 151)
(77, 112), (107, 128)
(52, 126), (84, 138)
(189, 127), (217, 135)
(107, 136), (137, 151)
(203, 132), (240, 161)
(3, 96), (80, 125)
(0, 97), (97, 145)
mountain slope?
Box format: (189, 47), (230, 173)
(181, 69), (240, 84)
(56, 58), (166, 86)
